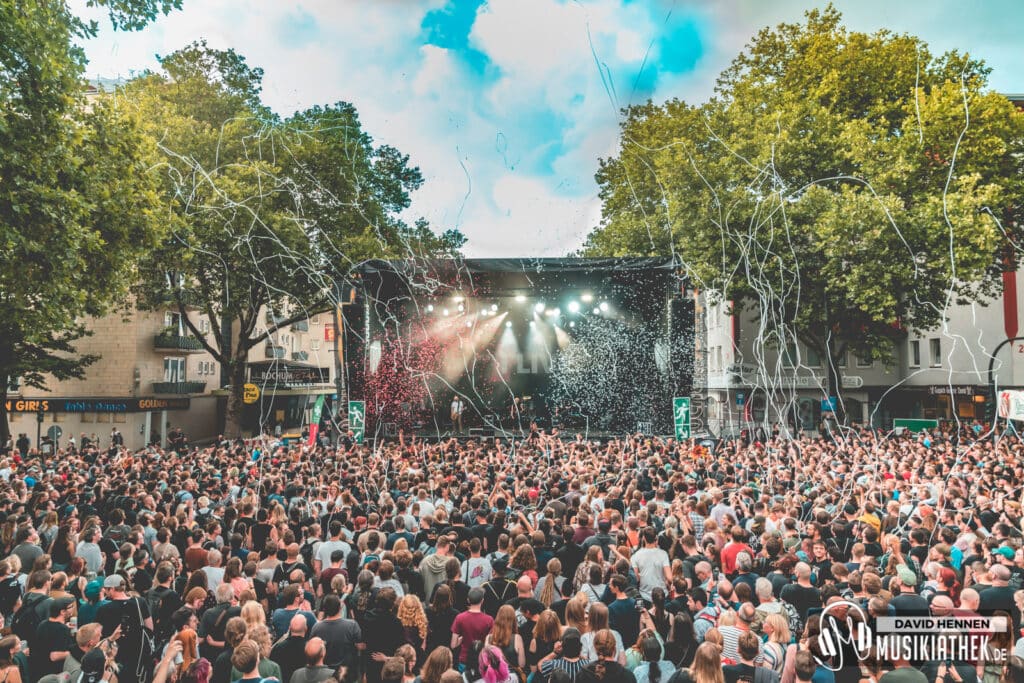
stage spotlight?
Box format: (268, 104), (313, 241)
(505, 321), (512, 328)
(427, 304), (434, 312)
(443, 308), (450, 316)
(453, 295), (464, 303)
(529, 320), (536, 328)
(599, 301), (610, 312)
(534, 302), (545, 313)
(567, 301), (580, 314)
(553, 308), (561, 317)
(545, 309), (554, 317)
(466, 321), (472, 327)
(515, 295), (527, 303)
(593, 307), (600, 315)
(491, 303), (498, 312)
(581, 293), (594, 303)
(569, 321), (576, 328)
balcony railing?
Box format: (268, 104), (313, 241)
(152, 381), (207, 394)
(265, 345), (286, 359)
(154, 333), (205, 353)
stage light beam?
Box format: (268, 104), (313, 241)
(567, 301), (580, 314)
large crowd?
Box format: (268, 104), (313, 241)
(0, 420), (1022, 683)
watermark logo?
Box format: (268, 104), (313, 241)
(815, 601), (1007, 672)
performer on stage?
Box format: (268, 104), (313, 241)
(450, 395), (465, 434)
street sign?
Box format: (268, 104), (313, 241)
(348, 400), (366, 444)
(893, 418), (939, 433)
(821, 397), (837, 412)
(242, 383), (260, 404)
(673, 397), (691, 440)
(736, 392), (745, 406)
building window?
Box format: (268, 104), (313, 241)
(782, 342), (798, 368)
(165, 312), (183, 335)
(81, 412), (93, 423)
(164, 357), (186, 382)
(930, 338), (942, 367)
(112, 413), (126, 423)
(856, 352), (872, 368)
(909, 340), (921, 367)
(806, 346), (822, 368)
(96, 413), (110, 423)
(310, 340), (321, 351)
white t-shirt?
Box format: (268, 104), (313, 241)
(316, 540), (352, 568)
(451, 399), (463, 416)
(631, 546), (670, 601)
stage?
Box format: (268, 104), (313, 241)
(339, 258), (698, 437)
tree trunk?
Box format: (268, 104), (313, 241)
(223, 358), (248, 438)
(826, 355), (848, 425)
(0, 381), (8, 446)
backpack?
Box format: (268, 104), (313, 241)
(11, 592), (47, 641)
(300, 540), (317, 569)
(779, 599), (803, 635)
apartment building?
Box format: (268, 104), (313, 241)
(5, 305), (337, 451)
(700, 270), (1024, 434)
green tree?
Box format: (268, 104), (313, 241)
(586, 7), (1024, 419)
(123, 42), (463, 436)
(0, 0), (179, 443)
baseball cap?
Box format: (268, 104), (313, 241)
(84, 579), (103, 599)
(491, 557), (509, 572)
(895, 564), (917, 587)
(103, 574), (126, 589)
(996, 546), (1015, 561)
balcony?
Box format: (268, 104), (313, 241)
(152, 381), (207, 394)
(292, 350), (309, 362)
(265, 345), (286, 359)
(154, 333), (206, 353)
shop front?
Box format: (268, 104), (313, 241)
(241, 361), (334, 436)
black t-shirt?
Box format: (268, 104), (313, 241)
(780, 583), (822, 621)
(30, 619), (74, 678)
(578, 661), (637, 683)
(723, 662), (756, 683)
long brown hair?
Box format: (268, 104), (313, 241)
(689, 642), (725, 683)
(421, 646), (453, 683)
(490, 605), (517, 649)
(589, 630), (618, 680)
(534, 609), (562, 644)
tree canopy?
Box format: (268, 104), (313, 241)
(585, 7), (1024, 405)
(122, 41), (464, 435)
(0, 0), (180, 442)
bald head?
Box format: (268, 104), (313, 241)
(517, 576), (533, 596)
(795, 563), (812, 581)
(991, 565), (1011, 584)
(289, 613), (308, 636)
(930, 595), (954, 616)
(305, 637), (326, 666)
(959, 588), (980, 611)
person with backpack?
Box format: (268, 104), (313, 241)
(95, 574), (154, 683)
(11, 569), (51, 644)
(482, 558), (520, 618)
(147, 561), (183, 655)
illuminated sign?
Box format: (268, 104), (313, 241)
(4, 397), (190, 413)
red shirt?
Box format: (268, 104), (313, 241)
(452, 610), (494, 663)
(720, 542), (754, 576)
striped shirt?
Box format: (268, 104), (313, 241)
(540, 658), (592, 682)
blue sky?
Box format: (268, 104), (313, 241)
(72, 0), (1024, 257)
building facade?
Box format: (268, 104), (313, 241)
(5, 305), (336, 451)
(701, 270), (1024, 435)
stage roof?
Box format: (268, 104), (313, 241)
(356, 257), (681, 297)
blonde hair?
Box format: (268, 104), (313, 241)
(764, 613), (791, 645)
(538, 558), (562, 607)
(690, 642), (725, 683)
(240, 601), (265, 630)
(397, 594), (428, 640)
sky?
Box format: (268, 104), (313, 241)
(73, 0), (1024, 258)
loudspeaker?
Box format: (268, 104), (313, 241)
(469, 427), (494, 438)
